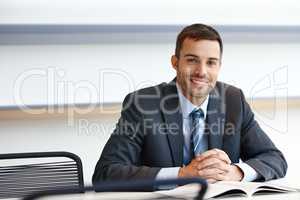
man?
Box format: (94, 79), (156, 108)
(93, 24), (287, 186)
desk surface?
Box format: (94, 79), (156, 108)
(23, 191), (300, 200)
(23, 178), (300, 200)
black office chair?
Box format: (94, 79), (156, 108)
(0, 151), (84, 199)
(23, 178), (207, 200)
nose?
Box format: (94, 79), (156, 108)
(194, 62), (207, 77)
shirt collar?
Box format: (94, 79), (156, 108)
(176, 83), (209, 119)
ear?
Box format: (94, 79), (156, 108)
(171, 55), (178, 70)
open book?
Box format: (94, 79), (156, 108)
(204, 181), (298, 199)
(155, 181), (298, 199)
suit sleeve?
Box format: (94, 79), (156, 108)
(239, 90), (288, 181)
(92, 93), (161, 185)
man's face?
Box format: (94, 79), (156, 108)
(172, 38), (221, 105)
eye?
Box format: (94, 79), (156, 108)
(207, 60), (217, 66)
(186, 58), (198, 64)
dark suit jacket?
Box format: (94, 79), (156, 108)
(93, 79), (287, 184)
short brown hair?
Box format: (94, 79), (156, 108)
(175, 24), (223, 57)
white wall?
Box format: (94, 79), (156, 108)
(0, 112), (119, 185)
(0, 0), (300, 25)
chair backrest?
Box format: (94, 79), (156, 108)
(0, 151), (84, 199)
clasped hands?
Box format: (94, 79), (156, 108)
(178, 148), (244, 183)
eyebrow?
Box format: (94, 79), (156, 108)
(184, 54), (198, 58)
(184, 54), (219, 61)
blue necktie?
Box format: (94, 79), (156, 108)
(190, 108), (207, 160)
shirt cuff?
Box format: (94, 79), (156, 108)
(155, 167), (181, 190)
(156, 167), (181, 180)
(235, 162), (260, 182)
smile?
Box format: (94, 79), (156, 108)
(190, 78), (209, 86)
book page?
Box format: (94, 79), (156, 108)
(205, 182), (248, 199)
(252, 182), (298, 195)
(155, 184), (201, 199)
(205, 181), (298, 198)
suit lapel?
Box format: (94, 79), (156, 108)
(206, 83), (226, 150)
(161, 80), (184, 166)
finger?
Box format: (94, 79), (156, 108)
(213, 149), (231, 164)
(198, 158), (230, 173)
(195, 149), (218, 161)
(214, 173), (228, 181)
(209, 162), (231, 173)
(197, 154), (230, 169)
(197, 151), (231, 165)
(197, 157), (223, 170)
(205, 172), (228, 181)
(198, 168), (225, 177)
(195, 148), (230, 163)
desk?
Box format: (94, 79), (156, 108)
(23, 178), (300, 200)
(22, 190), (300, 200)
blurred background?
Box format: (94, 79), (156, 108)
(0, 0), (299, 186)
